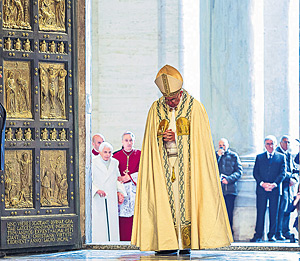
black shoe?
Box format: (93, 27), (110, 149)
(250, 236), (262, 242)
(290, 234), (297, 243)
(283, 233), (292, 239)
(155, 250), (177, 256)
(179, 249), (191, 255)
(275, 234), (285, 240)
(268, 236), (276, 242)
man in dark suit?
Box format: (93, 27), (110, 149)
(250, 135), (286, 242)
(275, 135), (298, 240)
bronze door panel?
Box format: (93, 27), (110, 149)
(0, 0), (80, 251)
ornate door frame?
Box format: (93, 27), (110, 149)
(0, 0), (81, 252)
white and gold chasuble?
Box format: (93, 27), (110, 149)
(132, 90), (233, 251)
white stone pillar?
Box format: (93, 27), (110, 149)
(200, 0), (264, 156)
(200, 0), (264, 241)
(180, 0), (200, 100)
(264, 0), (299, 141)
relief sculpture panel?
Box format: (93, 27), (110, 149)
(40, 150), (68, 207)
(38, 0), (66, 32)
(2, 0), (31, 30)
(4, 61), (32, 119)
(39, 63), (67, 119)
(4, 150), (33, 208)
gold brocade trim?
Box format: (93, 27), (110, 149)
(157, 119), (169, 137)
(176, 117), (190, 136)
(181, 225), (191, 249)
(162, 74), (170, 96)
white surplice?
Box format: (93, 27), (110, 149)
(92, 157), (126, 243)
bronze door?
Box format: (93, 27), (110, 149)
(0, 0), (80, 251)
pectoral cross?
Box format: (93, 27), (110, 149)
(122, 150), (133, 176)
(123, 168), (129, 176)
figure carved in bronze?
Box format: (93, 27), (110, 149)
(15, 38), (22, 50)
(5, 70), (17, 114)
(41, 170), (51, 205)
(16, 151), (33, 207)
(5, 38), (12, 50)
(40, 40), (48, 53)
(4, 61), (32, 118)
(40, 66), (48, 111)
(41, 128), (48, 140)
(48, 66), (58, 111)
(17, 77), (30, 113)
(5, 161), (14, 208)
(5, 127), (13, 141)
(49, 41), (56, 53)
(39, 63), (66, 119)
(15, 128), (23, 140)
(57, 69), (67, 113)
(23, 39), (31, 52)
(41, 151), (68, 206)
(50, 128), (57, 140)
(24, 128), (31, 140)
(59, 128), (66, 141)
(5, 150), (33, 208)
(58, 173), (68, 205)
(58, 42), (65, 54)
(39, 0), (65, 32)
(3, 0), (31, 30)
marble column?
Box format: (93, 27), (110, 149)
(200, 0), (264, 241)
(200, 0), (264, 157)
(264, 0), (299, 141)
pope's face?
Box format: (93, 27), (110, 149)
(122, 134), (134, 151)
(100, 147), (112, 161)
(92, 136), (104, 151)
(265, 139), (276, 154)
(165, 91), (182, 108)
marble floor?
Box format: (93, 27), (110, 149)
(3, 246), (300, 261)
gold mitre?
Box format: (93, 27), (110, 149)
(155, 65), (183, 97)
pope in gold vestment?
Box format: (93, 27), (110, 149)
(131, 65), (232, 251)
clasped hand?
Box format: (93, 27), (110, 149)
(262, 182), (276, 192)
(118, 173), (131, 183)
(163, 129), (175, 142)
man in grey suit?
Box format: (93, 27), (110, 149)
(250, 135), (286, 242)
(275, 135), (298, 240)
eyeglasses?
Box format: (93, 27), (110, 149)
(282, 141), (290, 144)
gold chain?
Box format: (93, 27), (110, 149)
(122, 149), (134, 175)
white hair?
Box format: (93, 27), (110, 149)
(220, 138), (229, 147)
(99, 141), (113, 152)
(122, 131), (135, 141)
(264, 135), (277, 145)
